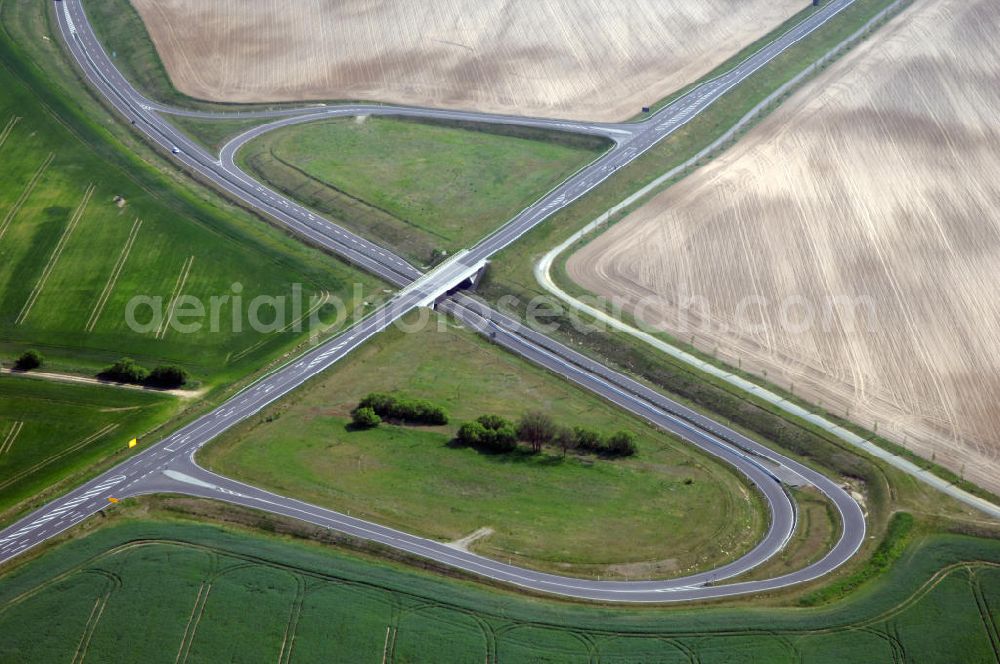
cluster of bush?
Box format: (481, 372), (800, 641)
(571, 427), (639, 457)
(456, 411), (637, 458)
(456, 415), (519, 452)
(99, 358), (189, 389)
(351, 393), (449, 429)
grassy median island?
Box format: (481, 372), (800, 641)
(237, 117), (608, 266)
(201, 317), (765, 579)
(2, 509), (1000, 662)
(0, 379), (175, 517)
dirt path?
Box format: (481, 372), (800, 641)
(1, 368), (203, 399)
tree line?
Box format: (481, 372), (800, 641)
(9, 350), (189, 389)
(457, 411), (637, 458)
(348, 394), (637, 458)
(351, 392), (448, 429)
(99, 358), (189, 389)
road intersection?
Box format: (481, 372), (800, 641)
(0, 0), (868, 602)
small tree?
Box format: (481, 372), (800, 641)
(553, 426), (576, 457)
(472, 415), (518, 453)
(351, 407), (382, 429)
(573, 427), (604, 453)
(487, 422), (519, 453)
(358, 393), (397, 418)
(456, 420), (486, 446)
(409, 399), (448, 425)
(99, 358), (149, 385)
(518, 411), (557, 454)
(14, 350), (43, 371)
(477, 414), (509, 430)
(605, 431), (638, 457)
(146, 365), (189, 389)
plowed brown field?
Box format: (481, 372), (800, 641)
(130, 0), (803, 121)
(569, 0), (1000, 492)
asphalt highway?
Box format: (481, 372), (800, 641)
(0, 0), (867, 602)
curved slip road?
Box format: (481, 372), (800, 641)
(0, 0), (868, 602)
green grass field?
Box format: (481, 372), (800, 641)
(238, 117), (606, 265)
(200, 317), (764, 579)
(0, 378), (175, 516)
(0, 3), (382, 384)
(1, 513), (998, 663)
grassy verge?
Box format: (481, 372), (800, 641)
(734, 487), (840, 583)
(623, 1), (824, 122)
(0, 379), (175, 515)
(200, 315), (765, 579)
(2, 506), (1000, 662)
(801, 512), (915, 607)
(238, 116), (606, 266)
(169, 115), (276, 154)
(79, 0), (180, 106)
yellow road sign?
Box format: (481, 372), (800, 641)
(128, 438), (138, 449)
(108, 497), (119, 504)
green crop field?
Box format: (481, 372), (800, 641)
(0, 379), (175, 516)
(0, 54), (376, 383)
(237, 117), (607, 266)
(200, 316), (764, 579)
(1, 513), (999, 663)
(0, 2), (384, 386)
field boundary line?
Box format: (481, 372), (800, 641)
(0, 421), (23, 455)
(0, 423), (118, 492)
(16, 183), (94, 325)
(0, 151), (54, 243)
(156, 255), (195, 340)
(0, 115), (21, 150)
(86, 217), (143, 332)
